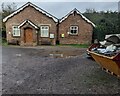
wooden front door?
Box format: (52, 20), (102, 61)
(24, 28), (33, 43)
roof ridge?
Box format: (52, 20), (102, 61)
(28, 2), (58, 20)
(59, 8), (80, 22)
(59, 8), (95, 27)
(3, 2), (58, 22)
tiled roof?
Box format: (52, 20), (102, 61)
(3, 2), (58, 23)
(59, 8), (95, 27)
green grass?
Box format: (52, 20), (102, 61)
(0, 38), (2, 45)
(57, 44), (89, 48)
(0, 38), (8, 46)
(0, 38), (89, 48)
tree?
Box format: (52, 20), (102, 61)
(2, 2), (17, 18)
(84, 9), (119, 41)
(85, 8), (96, 13)
(2, 2), (17, 38)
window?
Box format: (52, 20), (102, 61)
(70, 26), (78, 35)
(40, 26), (49, 37)
(12, 26), (20, 36)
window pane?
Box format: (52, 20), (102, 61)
(73, 30), (77, 34)
(70, 26), (78, 35)
(71, 30), (74, 34)
(13, 26), (20, 36)
(71, 27), (74, 29)
(40, 26), (49, 37)
(45, 26), (48, 29)
(45, 30), (48, 36)
(15, 26), (17, 28)
(41, 30), (44, 37)
(42, 27), (44, 29)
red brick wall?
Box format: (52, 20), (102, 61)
(5, 5), (94, 46)
(59, 12), (93, 45)
(5, 5), (57, 45)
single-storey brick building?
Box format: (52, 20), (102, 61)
(3, 2), (58, 46)
(3, 2), (95, 46)
(58, 8), (95, 45)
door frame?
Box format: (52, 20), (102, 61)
(24, 27), (33, 43)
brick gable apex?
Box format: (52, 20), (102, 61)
(3, 2), (58, 23)
(59, 8), (95, 27)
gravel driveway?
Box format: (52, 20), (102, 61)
(2, 46), (120, 94)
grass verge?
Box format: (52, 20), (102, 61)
(57, 44), (89, 48)
(0, 38), (8, 46)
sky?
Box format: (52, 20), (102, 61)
(1, 0), (120, 18)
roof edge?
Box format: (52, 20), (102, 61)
(59, 8), (96, 27)
(3, 2), (58, 23)
(18, 19), (39, 29)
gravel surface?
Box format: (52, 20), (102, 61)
(2, 46), (120, 94)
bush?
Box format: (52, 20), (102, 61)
(1, 38), (8, 46)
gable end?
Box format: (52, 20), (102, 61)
(3, 2), (58, 23)
(60, 8), (95, 27)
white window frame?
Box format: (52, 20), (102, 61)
(40, 26), (49, 37)
(70, 26), (78, 35)
(12, 26), (20, 36)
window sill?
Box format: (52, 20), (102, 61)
(69, 34), (78, 36)
(41, 37), (49, 38)
(12, 36), (21, 37)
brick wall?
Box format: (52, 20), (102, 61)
(5, 5), (94, 46)
(6, 6), (57, 45)
(59, 12), (93, 45)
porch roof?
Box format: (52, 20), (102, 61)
(18, 19), (39, 29)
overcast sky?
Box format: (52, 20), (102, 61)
(1, 0), (119, 18)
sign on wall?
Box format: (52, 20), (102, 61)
(50, 34), (54, 39)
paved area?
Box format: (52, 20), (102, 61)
(1, 46), (120, 94)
